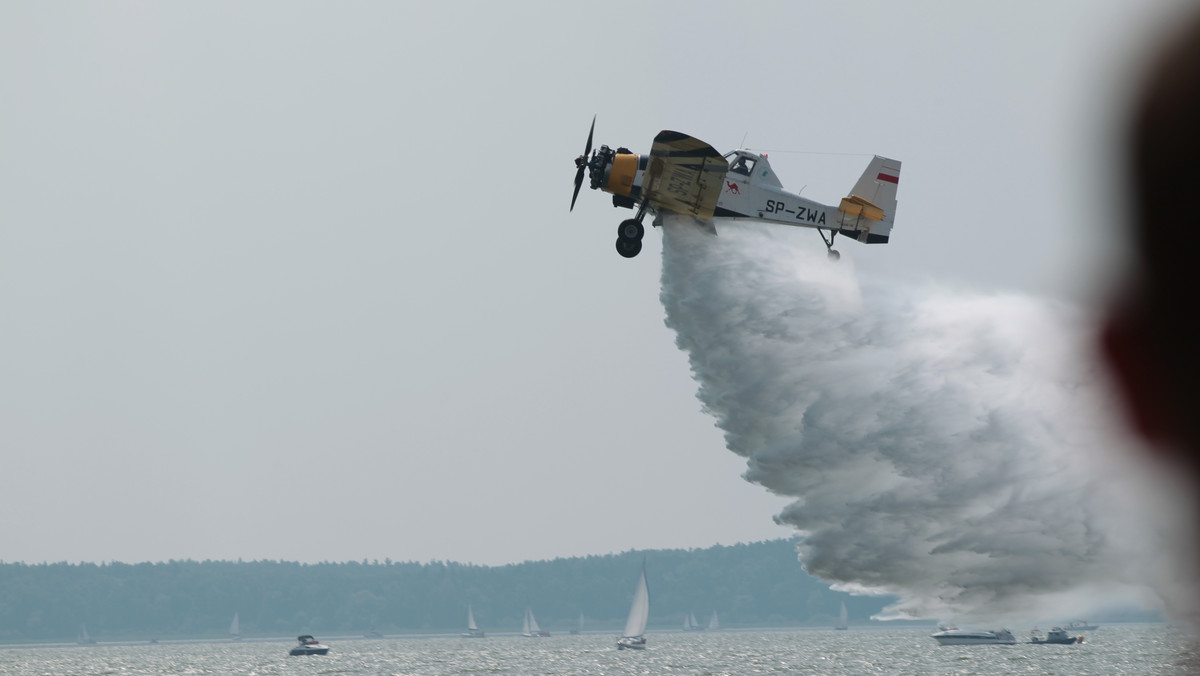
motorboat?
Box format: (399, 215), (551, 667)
(1030, 627), (1082, 644)
(289, 635), (329, 656)
(617, 563), (650, 650)
(462, 604), (485, 638)
(931, 628), (1017, 645)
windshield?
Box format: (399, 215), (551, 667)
(728, 153), (756, 177)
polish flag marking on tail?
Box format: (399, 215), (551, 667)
(876, 172), (899, 184)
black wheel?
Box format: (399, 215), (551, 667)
(618, 219), (645, 241)
(616, 237), (642, 258)
(827, 249), (841, 262)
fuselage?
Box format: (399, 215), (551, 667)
(714, 151), (835, 228)
(591, 146), (835, 230)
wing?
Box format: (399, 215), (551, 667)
(642, 131), (728, 219)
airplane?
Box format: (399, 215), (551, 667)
(570, 116), (901, 259)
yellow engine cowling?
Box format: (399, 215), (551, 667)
(603, 152), (639, 197)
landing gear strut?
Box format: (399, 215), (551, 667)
(818, 229), (841, 261)
(615, 202), (649, 259)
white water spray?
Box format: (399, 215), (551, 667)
(659, 216), (1159, 621)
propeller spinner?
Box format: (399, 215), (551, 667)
(571, 115), (596, 211)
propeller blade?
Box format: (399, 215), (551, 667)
(584, 114), (595, 159)
(571, 115), (596, 212)
(571, 165), (585, 211)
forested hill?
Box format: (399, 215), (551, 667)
(0, 539), (896, 642)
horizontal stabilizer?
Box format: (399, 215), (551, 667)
(838, 156), (900, 243)
(837, 195), (885, 222)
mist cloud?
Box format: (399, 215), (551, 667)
(659, 216), (1162, 622)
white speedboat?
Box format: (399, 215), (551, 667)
(617, 563), (650, 650)
(931, 628), (1017, 645)
(289, 635), (329, 656)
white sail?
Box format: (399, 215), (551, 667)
(622, 567), (650, 638)
(522, 608), (532, 635)
(835, 601), (848, 630)
(707, 611), (719, 631)
(462, 604), (485, 638)
(230, 612), (240, 638)
(528, 608), (542, 633)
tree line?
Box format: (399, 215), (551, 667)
(0, 539), (894, 642)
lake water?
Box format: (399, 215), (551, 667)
(2, 625), (1197, 675)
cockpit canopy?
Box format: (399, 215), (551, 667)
(724, 150), (759, 177)
(723, 150), (780, 187)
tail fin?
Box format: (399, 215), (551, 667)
(837, 156), (901, 244)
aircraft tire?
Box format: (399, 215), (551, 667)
(616, 238), (642, 258)
(618, 219), (645, 241)
(827, 249), (841, 262)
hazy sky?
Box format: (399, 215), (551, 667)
(0, 1), (1185, 570)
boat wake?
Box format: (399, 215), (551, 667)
(658, 215), (1160, 621)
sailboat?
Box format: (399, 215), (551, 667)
(707, 611), (719, 631)
(76, 624), (96, 645)
(462, 604), (485, 638)
(230, 612), (241, 640)
(522, 607), (549, 637)
(570, 611), (584, 635)
(617, 563), (649, 650)
(834, 601), (849, 630)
